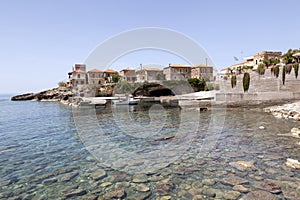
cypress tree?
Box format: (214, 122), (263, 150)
(294, 63), (299, 79)
(273, 66), (280, 78)
(282, 65), (286, 85)
(243, 72), (250, 92)
(231, 75), (237, 88)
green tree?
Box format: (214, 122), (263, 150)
(243, 72), (250, 92)
(283, 49), (300, 64)
(262, 58), (271, 68)
(257, 63), (265, 75)
(112, 73), (121, 83)
(273, 66), (280, 78)
(282, 66), (286, 85)
(231, 75), (237, 88)
(270, 58), (280, 65)
(294, 63), (299, 79)
(188, 78), (206, 91)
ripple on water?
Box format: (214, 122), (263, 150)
(0, 100), (299, 199)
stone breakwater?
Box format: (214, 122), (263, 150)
(264, 101), (300, 121)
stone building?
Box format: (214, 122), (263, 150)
(253, 51), (282, 69)
(163, 64), (192, 81)
(87, 69), (104, 85)
(191, 64), (214, 81)
(119, 68), (137, 83)
(103, 69), (118, 83)
(136, 68), (163, 82)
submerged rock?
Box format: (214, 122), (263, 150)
(63, 188), (87, 198)
(90, 169), (107, 181)
(132, 174), (148, 183)
(156, 182), (174, 195)
(223, 190), (241, 200)
(136, 184), (150, 192)
(104, 188), (126, 199)
(222, 176), (249, 186)
(285, 158), (300, 169)
(232, 185), (249, 193)
(240, 190), (278, 200)
(253, 181), (281, 194)
(229, 161), (256, 171)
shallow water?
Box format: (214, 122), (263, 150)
(0, 98), (299, 199)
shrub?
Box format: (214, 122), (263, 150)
(231, 75), (237, 88)
(294, 63), (299, 79)
(242, 65), (253, 70)
(58, 81), (67, 87)
(257, 63), (265, 75)
(282, 66), (286, 85)
(273, 66), (280, 78)
(112, 74), (121, 83)
(187, 78), (206, 91)
(243, 72), (250, 92)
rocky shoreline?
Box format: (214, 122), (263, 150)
(265, 101), (300, 121)
(11, 87), (73, 103)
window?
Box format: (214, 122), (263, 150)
(77, 74), (80, 78)
(81, 81), (84, 84)
(92, 74), (95, 78)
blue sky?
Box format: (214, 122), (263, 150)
(1, 0), (300, 94)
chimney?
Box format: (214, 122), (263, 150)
(169, 63), (171, 67)
(140, 64), (143, 70)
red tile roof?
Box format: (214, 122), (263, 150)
(121, 67), (134, 71)
(104, 69), (117, 73)
(88, 69), (103, 73)
(73, 69), (85, 73)
(142, 68), (162, 71)
(168, 64), (191, 68)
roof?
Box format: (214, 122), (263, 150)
(120, 67), (134, 71)
(230, 61), (252, 67)
(141, 68), (162, 71)
(168, 64), (192, 68)
(104, 69), (117, 73)
(73, 69), (86, 73)
(88, 69), (103, 73)
(220, 67), (231, 71)
(194, 64), (213, 68)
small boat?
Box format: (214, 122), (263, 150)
(112, 96), (139, 105)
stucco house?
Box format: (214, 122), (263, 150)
(69, 64), (87, 87)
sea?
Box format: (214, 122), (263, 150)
(0, 94), (299, 199)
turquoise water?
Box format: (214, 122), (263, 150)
(0, 96), (300, 199)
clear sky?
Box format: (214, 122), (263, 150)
(1, 0), (300, 94)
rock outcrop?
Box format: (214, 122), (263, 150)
(133, 83), (175, 97)
(11, 87), (73, 102)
